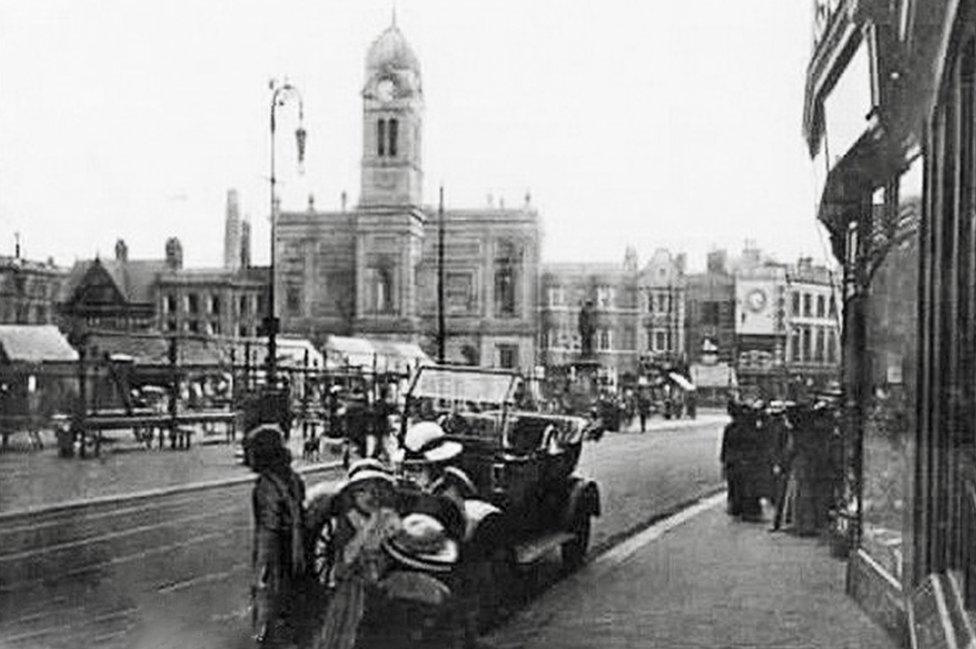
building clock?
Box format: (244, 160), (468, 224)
(376, 78), (396, 102)
(747, 289), (767, 312)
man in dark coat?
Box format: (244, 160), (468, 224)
(249, 425), (307, 647)
(720, 404), (745, 516)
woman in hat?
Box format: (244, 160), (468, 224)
(249, 424), (306, 648)
(395, 421), (464, 492)
(313, 459), (401, 649)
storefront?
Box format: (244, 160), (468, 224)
(805, 1), (976, 644)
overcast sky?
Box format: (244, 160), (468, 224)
(0, 1), (828, 272)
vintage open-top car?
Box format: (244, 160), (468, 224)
(302, 364), (600, 647)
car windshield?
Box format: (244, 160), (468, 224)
(410, 366), (517, 407)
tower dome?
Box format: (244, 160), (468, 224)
(366, 21), (420, 77)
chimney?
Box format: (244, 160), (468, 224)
(707, 249), (728, 274)
(240, 218), (252, 269)
(114, 238), (128, 262)
(13, 232), (20, 259)
(165, 237), (183, 270)
(308, 193), (316, 212)
(675, 253), (687, 275)
(341, 190), (348, 212)
(223, 189), (241, 271)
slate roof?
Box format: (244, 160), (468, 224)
(0, 325), (79, 364)
(59, 258), (169, 305)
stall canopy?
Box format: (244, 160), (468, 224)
(228, 336), (329, 370)
(668, 372), (697, 392)
(324, 336), (431, 372)
(689, 363), (738, 389)
(85, 331), (226, 368)
(0, 325), (78, 364)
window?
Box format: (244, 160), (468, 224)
(494, 242), (519, 318)
(286, 286), (302, 316)
(657, 293), (668, 313)
(377, 119), (386, 156)
(701, 302), (720, 326)
(187, 293), (199, 314)
(388, 118), (398, 157)
(816, 295), (826, 318)
(802, 293), (812, 317)
(791, 330), (801, 361)
(211, 320), (221, 335)
(187, 320), (199, 333)
(211, 295), (221, 315)
(815, 327), (825, 362)
(802, 326), (812, 360)
(827, 330), (837, 363)
(791, 292), (800, 316)
(366, 265), (394, 313)
(167, 319), (177, 332)
(547, 286), (564, 306)
(829, 295), (838, 318)
(166, 294), (178, 314)
(497, 344), (518, 369)
(596, 285), (614, 308)
(446, 272), (475, 314)
(239, 295), (248, 315)
(655, 331), (666, 351)
(622, 327), (636, 351)
(239, 325), (248, 338)
(598, 329), (612, 351)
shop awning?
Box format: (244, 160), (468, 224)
(668, 372), (696, 391)
(324, 336), (377, 368)
(0, 325), (78, 364)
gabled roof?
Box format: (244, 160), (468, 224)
(0, 325), (79, 364)
(60, 258), (168, 305)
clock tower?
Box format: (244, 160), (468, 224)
(360, 19), (424, 207)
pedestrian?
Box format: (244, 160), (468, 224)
(311, 460), (401, 649)
(720, 404), (744, 516)
(736, 402), (766, 522)
(787, 404), (822, 536)
(248, 424), (307, 648)
(767, 402), (795, 531)
(638, 391), (650, 433)
(342, 387), (370, 464)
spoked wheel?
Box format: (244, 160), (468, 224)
(561, 514), (591, 573)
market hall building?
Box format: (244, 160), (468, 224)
(803, 0), (976, 644)
(275, 20), (540, 370)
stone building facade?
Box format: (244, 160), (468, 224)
(538, 247), (685, 376)
(0, 254), (66, 325)
(684, 249), (736, 365)
(275, 20), (539, 369)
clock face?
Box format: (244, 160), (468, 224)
(747, 289), (767, 312)
(376, 78), (396, 102)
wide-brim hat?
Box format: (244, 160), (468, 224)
(396, 422), (463, 465)
(382, 512), (459, 573)
(338, 458), (397, 496)
(431, 467), (478, 499)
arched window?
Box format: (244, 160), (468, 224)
(388, 118), (398, 157)
(377, 119), (386, 157)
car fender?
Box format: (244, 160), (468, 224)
(462, 499), (507, 551)
(560, 477), (601, 530)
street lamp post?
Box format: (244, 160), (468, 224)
(265, 79), (306, 386)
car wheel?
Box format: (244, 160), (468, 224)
(561, 514), (591, 573)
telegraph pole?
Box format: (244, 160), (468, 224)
(437, 185), (446, 363)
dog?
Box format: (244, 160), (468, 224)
(302, 434), (321, 462)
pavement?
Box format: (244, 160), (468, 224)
(0, 428), (341, 513)
(485, 496), (898, 649)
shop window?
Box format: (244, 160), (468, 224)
(859, 154), (922, 585)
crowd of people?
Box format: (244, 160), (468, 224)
(720, 398), (843, 535)
(246, 410), (484, 649)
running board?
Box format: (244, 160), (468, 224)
(514, 531), (576, 566)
